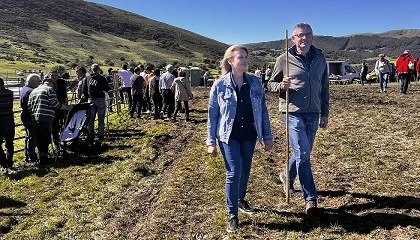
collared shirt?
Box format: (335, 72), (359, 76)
(229, 77), (257, 141)
(159, 71), (175, 90)
(28, 84), (61, 122)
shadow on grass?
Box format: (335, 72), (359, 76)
(4, 129), (142, 180)
(0, 196), (27, 210)
(0, 196), (29, 234)
(244, 190), (420, 234)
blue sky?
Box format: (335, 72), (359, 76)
(86, 0), (420, 44)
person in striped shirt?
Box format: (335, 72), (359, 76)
(28, 78), (72, 165)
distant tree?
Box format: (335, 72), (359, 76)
(129, 61), (137, 69)
(85, 58), (94, 66)
(203, 58), (211, 64)
(50, 65), (67, 76)
(120, 56), (126, 62)
(70, 63), (78, 69)
(89, 55), (94, 60)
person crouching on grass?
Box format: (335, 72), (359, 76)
(206, 44), (273, 233)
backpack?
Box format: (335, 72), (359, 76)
(86, 75), (100, 98)
(408, 61), (415, 70)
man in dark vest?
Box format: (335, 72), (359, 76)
(20, 74), (41, 163)
(81, 63), (111, 147)
(0, 78), (15, 168)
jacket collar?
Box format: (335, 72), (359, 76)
(222, 71), (254, 88)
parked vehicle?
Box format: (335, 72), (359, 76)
(366, 70), (377, 82)
(327, 61), (360, 84)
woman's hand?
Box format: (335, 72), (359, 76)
(208, 145), (217, 157)
(263, 140), (273, 151)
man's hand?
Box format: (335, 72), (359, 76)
(207, 145), (217, 157)
(61, 104), (73, 111)
(319, 116), (329, 128)
(281, 77), (292, 90)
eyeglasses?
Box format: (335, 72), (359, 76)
(294, 32), (313, 38)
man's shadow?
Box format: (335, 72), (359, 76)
(245, 190), (420, 234)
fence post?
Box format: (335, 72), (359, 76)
(112, 70), (120, 115)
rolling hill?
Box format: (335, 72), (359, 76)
(246, 30), (420, 68)
(0, 0), (228, 72)
(0, 0), (418, 74)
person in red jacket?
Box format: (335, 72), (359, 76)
(395, 50), (415, 94)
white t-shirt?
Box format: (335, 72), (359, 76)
(118, 69), (133, 88)
(254, 69), (261, 78)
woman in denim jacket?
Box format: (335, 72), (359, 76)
(206, 44), (273, 233)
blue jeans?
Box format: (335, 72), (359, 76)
(23, 121), (37, 162)
(283, 113), (319, 201)
(219, 138), (257, 216)
(88, 98), (106, 141)
(378, 73), (389, 91)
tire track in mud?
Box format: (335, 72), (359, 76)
(105, 119), (209, 238)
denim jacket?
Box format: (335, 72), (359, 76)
(206, 72), (272, 145)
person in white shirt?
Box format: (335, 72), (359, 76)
(254, 68), (261, 78)
(374, 54), (392, 93)
(159, 64), (176, 119)
(118, 64), (133, 112)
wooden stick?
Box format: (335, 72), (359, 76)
(285, 29), (290, 204)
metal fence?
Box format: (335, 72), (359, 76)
(3, 73), (124, 154)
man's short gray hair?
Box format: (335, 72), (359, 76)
(26, 73), (41, 87)
(91, 63), (101, 73)
(294, 22), (313, 33)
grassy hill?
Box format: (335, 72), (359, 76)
(0, 0), (418, 76)
(0, 0), (227, 75)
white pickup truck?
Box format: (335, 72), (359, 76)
(327, 61), (360, 84)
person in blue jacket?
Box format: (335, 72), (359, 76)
(206, 44), (273, 233)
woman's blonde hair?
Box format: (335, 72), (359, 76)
(220, 44), (248, 76)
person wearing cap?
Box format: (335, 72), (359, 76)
(81, 63), (111, 146)
(160, 64), (176, 120)
(118, 64), (133, 112)
(374, 53), (392, 93)
(0, 78), (15, 168)
(395, 50), (415, 94)
(20, 74), (41, 163)
(28, 77), (72, 164)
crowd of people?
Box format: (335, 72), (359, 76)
(361, 50), (419, 94)
(0, 62), (195, 167)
